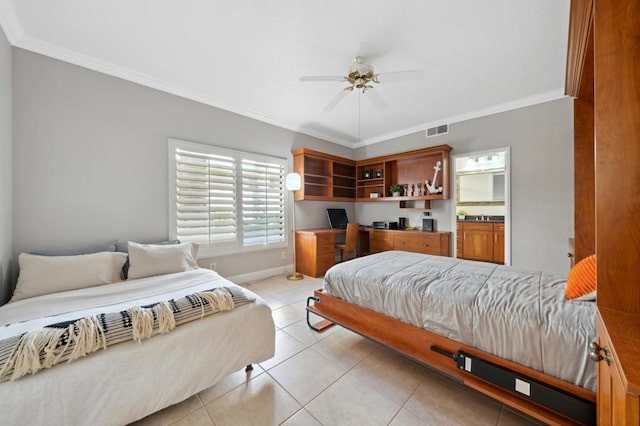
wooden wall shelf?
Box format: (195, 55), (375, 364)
(292, 145), (452, 206)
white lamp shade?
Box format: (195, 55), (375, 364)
(285, 173), (302, 191)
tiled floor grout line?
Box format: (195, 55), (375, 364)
(144, 275), (541, 426)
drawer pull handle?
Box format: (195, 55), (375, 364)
(589, 341), (611, 365)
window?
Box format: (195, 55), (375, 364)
(169, 139), (287, 256)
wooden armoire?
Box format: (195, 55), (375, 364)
(567, 0), (640, 424)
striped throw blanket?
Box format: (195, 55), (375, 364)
(0, 286), (254, 382)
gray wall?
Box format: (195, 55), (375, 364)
(0, 28), (12, 303)
(12, 49), (350, 283)
(353, 98), (574, 273)
(10, 46), (574, 294)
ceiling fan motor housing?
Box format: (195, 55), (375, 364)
(347, 57), (378, 90)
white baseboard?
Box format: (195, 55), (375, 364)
(226, 264), (292, 284)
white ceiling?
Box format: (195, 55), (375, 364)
(0, 0), (570, 148)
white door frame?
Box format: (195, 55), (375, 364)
(451, 147), (511, 266)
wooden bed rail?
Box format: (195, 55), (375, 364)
(306, 288), (595, 426)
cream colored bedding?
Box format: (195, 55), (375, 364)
(0, 269), (275, 426)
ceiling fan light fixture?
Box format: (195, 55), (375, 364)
(347, 56), (378, 91)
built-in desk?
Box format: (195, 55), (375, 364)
(295, 227), (450, 277)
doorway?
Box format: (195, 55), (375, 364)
(452, 148), (510, 265)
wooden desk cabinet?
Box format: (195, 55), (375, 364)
(296, 228), (451, 277)
(295, 229), (336, 277)
(370, 230), (393, 254)
(371, 229), (450, 257)
(391, 231), (450, 256)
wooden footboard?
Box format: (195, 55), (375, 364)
(307, 288), (596, 426)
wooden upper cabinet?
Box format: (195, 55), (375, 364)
(292, 145), (452, 204)
(356, 145), (452, 202)
(291, 148), (355, 201)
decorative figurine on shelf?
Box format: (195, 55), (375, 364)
(374, 169), (383, 178)
(363, 170), (371, 179)
(425, 161), (444, 194)
(407, 184), (413, 197)
(403, 184), (408, 196)
(416, 182), (423, 196)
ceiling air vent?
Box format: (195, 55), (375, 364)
(426, 124), (449, 138)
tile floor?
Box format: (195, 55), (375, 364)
(132, 275), (542, 426)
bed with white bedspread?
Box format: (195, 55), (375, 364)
(0, 268), (275, 426)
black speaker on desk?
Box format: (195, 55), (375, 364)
(422, 218), (434, 232)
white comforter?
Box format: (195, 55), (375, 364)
(0, 269), (275, 426)
(323, 251), (596, 391)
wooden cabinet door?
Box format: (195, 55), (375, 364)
(596, 312), (640, 425)
(370, 231), (392, 254)
(462, 223), (493, 262)
(493, 223), (505, 264)
(456, 222), (463, 258)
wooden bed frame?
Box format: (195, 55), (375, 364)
(307, 288), (596, 426)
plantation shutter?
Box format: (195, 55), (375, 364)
(241, 159), (285, 245)
(170, 139), (287, 254)
(175, 148), (236, 243)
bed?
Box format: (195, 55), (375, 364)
(307, 251), (596, 425)
(0, 246), (275, 426)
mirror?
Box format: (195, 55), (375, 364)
(455, 153), (506, 206)
(458, 172), (505, 204)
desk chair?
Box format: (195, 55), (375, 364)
(336, 222), (359, 262)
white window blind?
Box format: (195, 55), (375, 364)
(175, 149), (236, 243)
(242, 159), (285, 245)
(169, 139), (287, 255)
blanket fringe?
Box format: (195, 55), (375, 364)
(67, 316), (106, 361)
(128, 306), (155, 343)
(154, 301), (176, 334)
(0, 316), (106, 381)
(192, 290), (234, 318)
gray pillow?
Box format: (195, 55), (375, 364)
(31, 241), (117, 256)
(116, 240), (181, 279)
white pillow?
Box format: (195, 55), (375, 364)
(12, 251), (129, 302)
(126, 241), (199, 280)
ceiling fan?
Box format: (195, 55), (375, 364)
(300, 56), (425, 112)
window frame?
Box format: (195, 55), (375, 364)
(169, 138), (289, 258)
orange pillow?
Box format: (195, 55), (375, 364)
(565, 254), (596, 300)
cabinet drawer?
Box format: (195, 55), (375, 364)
(316, 242), (335, 254)
(316, 234), (335, 245)
(370, 231), (392, 241)
(370, 240), (393, 253)
(394, 234), (441, 255)
(315, 253), (334, 276)
(461, 222), (493, 231)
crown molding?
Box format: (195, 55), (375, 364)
(353, 89), (567, 148)
(11, 32), (359, 149)
(0, 0), (24, 45)
(2, 9), (563, 151)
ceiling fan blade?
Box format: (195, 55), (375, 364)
(324, 89), (349, 112)
(363, 89), (387, 111)
(377, 70), (426, 83)
(300, 75), (346, 82)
